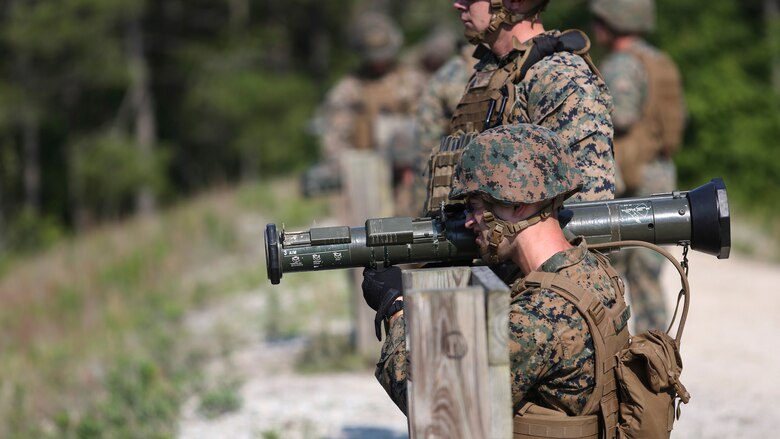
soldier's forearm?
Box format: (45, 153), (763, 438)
(375, 316), (410, 415)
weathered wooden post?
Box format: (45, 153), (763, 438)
(340, 150), (394, 358)
(402, 266), (512, 439)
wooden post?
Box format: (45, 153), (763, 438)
(471, 266), (513, 439)
(340, 150), (394, 358)
(402, 266), (512, 439)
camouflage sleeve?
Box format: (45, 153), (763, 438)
(321, 76), (361, 167)
(509, 289), (594, 415)
(521, 53), (616, 201)
(601, 52), (646, 133)
(374, 314), (409, 415)
(508, 294), (557, 413)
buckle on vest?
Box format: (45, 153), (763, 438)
(588, 300), (605, 325)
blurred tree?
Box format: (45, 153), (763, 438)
(180, 48), (318, 180)
(126, 6), (158, 215)
(1, 0), (149, 229)
(655, 0), (780, 212)
(767, 0), (780, 94)
(0, 84), (19, 253)
(71, 132), (167, 222)
(0, 0), (776, 252)
(0, 156), (4, 253)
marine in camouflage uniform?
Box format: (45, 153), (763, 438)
(420, 0), (616, 219)
(591, 0), (686, 332)
(320, 12), (427, 217)
(371, 125), (629, 425)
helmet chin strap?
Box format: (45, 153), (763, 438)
(481, 195), (564, 264)
(466, 0), (546, 45)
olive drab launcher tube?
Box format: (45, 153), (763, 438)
(265, 178), (730, 285)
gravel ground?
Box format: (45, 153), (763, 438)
(660, 250), (780, 438)
(177, 329), (408, 439)
(178, 248), (780, 439)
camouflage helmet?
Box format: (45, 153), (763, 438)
(449, 124), (583, 206)
(590, 0), (656, 34)
(349, 12), (403, 63)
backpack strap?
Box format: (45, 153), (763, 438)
(517, 29), (604, 82)
(521, 259), (630, 439)
(588, 240), (691, 346)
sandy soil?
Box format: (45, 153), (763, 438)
(177, 247), (780, 439)
(660, 249), (780, 438)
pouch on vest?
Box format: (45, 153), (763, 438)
(615, 330), (689, 439)
(423, 131), (478, 215)
(352, 67), (416, 151)
(514, 403), (599, 439)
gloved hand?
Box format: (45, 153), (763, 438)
(362, 266), (403, 341)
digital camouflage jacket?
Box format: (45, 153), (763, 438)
(375, 238), (624, 416)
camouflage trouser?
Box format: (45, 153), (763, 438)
(612, 158), (676, 333)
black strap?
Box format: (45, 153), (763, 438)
(472, 43), (492, 61)
(519, 30), (590, 80)
(384, 299), (404, 322)
(375, 290), (403, 341)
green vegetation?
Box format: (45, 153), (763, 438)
(198, 379), (243, 420)
(0, 178), (334, 438)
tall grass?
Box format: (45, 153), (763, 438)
(0, 178), (330, 438)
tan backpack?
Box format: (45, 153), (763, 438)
(614, 47), (685, 192)
(513, 241), (690, 439)
(607, 242), (691, 439)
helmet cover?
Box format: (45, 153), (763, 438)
(450, 124), (583, 205)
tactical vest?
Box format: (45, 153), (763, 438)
(613, 45), (685, 192)
(513, 241), (692, 439)
(513, 249), (631, 439)
(352, 66), (417, 152)
(424, 30), (602, 215)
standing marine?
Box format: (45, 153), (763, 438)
(423, 0), (616, 217)
(590, 0), (686, 332)
(320, 12), (427, 216)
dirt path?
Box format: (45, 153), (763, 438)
(177, 247), (780, 439)
(659, 249), (780, 438)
